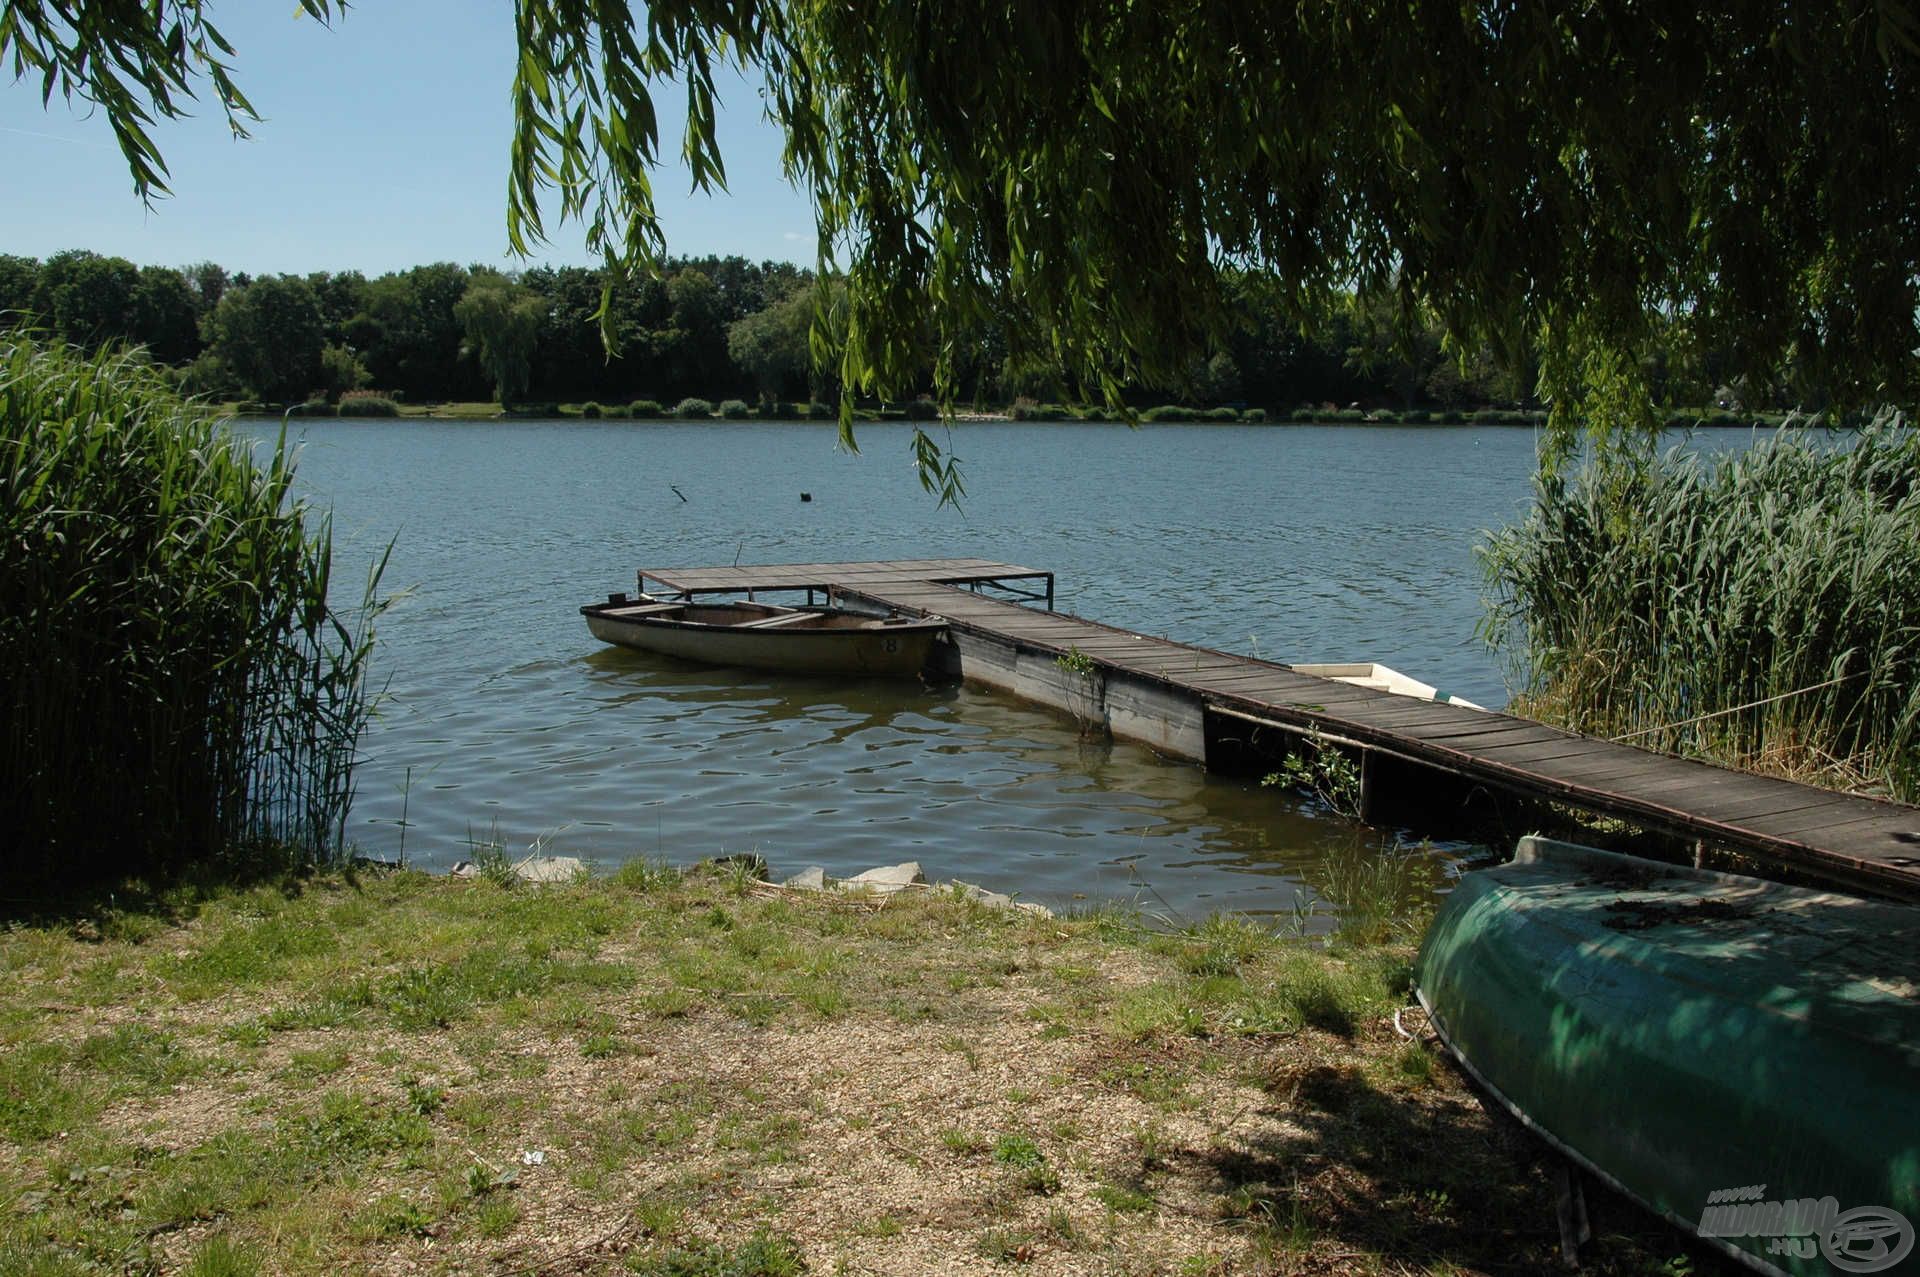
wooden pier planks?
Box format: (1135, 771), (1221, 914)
(642, 558), (1053, 601)
(647, 560), (1920, 899)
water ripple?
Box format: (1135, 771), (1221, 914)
(247, 419), (1549, 917)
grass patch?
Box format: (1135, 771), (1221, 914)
(0, 868), (1737, 1275)
(182, 1235), (261, 1277)
(626, 1229), (804, 1275)
(1093, 1180), (1156, 1213)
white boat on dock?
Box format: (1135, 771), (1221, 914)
(1291, 662), (1484, 710)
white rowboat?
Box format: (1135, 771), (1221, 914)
(581, 594), (947, 678)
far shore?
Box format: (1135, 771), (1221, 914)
(222, 398), (1801, 431)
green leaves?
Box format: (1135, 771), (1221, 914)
(504, 0), (767, 342)
(453, 275), (545, 407)
(20, 2), (1920, 483)
(0, 2), (347, 201)
(206, 276), (327, 405)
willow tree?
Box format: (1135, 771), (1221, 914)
(455, 274), (545, 407)
(10, 3), (1920, 485)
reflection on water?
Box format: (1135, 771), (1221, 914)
(248, 419), (1537, 920)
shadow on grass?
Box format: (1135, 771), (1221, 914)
(0, 845), (389, 933)
(1195, 1059), (1743, 1274)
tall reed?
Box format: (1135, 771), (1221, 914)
(1481, 419), (1920, 802)
(0, 333), (388, 889)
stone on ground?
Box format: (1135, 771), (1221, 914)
(949, 879), (1055, 918)
(840, 862), (926, 897)
(513, 854), (584, 883)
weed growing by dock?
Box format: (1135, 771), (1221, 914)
(1262, 746), (1363, 821)
(0, 864), (1738, 1274)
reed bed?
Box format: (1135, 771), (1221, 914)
(0, 333), (386, 889)
(1481, 419), (1920, 802)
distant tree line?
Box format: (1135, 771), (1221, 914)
(0, 249), (1778, 415)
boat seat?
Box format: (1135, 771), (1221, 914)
(736, 611), (816, 629)
(605, 602), (682, 617)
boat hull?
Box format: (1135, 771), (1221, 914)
(582, 602), (946, 678)
(1415, 837), (1920, 1276)
(1289, 661), (1483, 709)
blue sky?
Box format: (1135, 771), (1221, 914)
(0, 3), (817, 276)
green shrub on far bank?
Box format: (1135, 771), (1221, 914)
(673, 397), (715, 419)
(336, 391), (400, 418)
(1137, 404), (1246, 423)
(629, 399), (663, 418)
(755, 400), (834, 420)
(579, 401), (604, 418)
(0, 334), (387, 890)
(1483, 419), (1920, 802)
(718, 398), (751, 419)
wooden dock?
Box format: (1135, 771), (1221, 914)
(637, 559), (1920, 902)
(641, 558), (1054, 608)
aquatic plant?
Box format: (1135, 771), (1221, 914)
(1054, 647), (1106, 739)
(1263, 746), (1363, 820)
(1482, 418), (1920, 801)
(0, 333), (388, 887)
(1054, 647), (1097, 679)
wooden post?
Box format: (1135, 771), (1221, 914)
(1553, 1160), (1590, 1267)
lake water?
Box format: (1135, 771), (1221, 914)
(241, 419), (1550, 920)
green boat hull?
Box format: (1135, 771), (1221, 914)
(1416, 837), (1920, 1276)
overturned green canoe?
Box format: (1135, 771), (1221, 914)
(1416, 837), (1920, 1276)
